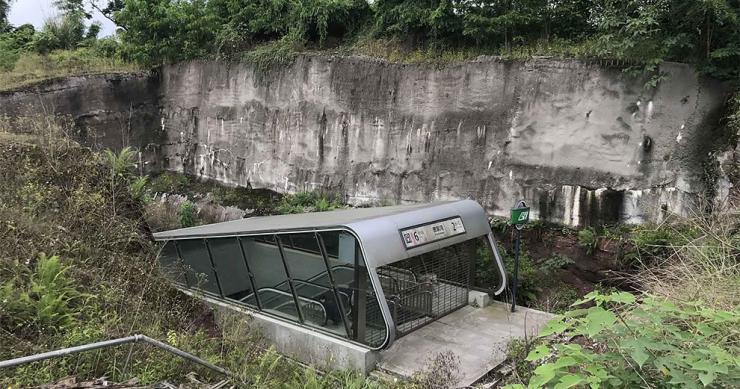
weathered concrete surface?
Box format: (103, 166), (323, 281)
(378, 302), (553, 386)
(0, 58), (731, 225)
(0, 72), (162, 152)
(156, 57), (730, 225)
(200, 291), (379, 373)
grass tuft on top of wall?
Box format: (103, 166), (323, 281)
(0, 48), (138, 92)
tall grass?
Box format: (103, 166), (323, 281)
(0, 48), (138, 91)
(634, 207), (740, 310)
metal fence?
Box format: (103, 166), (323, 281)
(377, 238), (476, 337)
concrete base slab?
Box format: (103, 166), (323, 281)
(377, 302), (553, 387)
(191, 290), (379, 373)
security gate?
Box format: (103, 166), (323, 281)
(377, 237), (481, 337)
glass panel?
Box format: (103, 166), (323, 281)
(318, 231), (388, 348)
(208, 237), (257, 308)
(278, 233), (348, 337)
(239, 235), (300, 321)
(472, 236), (505, 292)
(159, 241), (187, 286)
(178, 239), (220, 295)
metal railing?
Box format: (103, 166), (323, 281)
(0, 334), (236, 381)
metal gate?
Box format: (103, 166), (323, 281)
(377, 238), (478, 337)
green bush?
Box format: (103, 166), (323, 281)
(577, 227), (598, 255)
(506, 291), (740, 388)
(0, 253), (84, 333)
(276, 191), (344, 214)
(626, 224), (689, 263)
(148, 172), (191, 194)
(502, 245), (540, 304)
(129, 176), (150, 202)
(178, 200), (198, 228)
(540, 254), (574, 274)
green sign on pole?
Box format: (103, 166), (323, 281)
(510, 200), (528, 312)
(510, 204), (530, 227)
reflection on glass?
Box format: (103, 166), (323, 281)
(177, 239), (220, 295)
(318, 231), (388, 348)
(278, 233), (349, 337)
(159, 241), (187, 286)
(238, 235), (300, 321)
(158, 230), (389, 348)
(208, 237), (257, 308)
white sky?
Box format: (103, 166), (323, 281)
(8, 0), (117, 37)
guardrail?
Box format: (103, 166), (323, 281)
(0, 334), (237, 382)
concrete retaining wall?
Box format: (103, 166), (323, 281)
(0, 57), (731, 225)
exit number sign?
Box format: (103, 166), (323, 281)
(400, 217), (466, 249)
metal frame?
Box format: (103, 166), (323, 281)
(165, 227), (395, 350)
(0, 334), (234, 380)
(274, 234), (305, 324)
(237, 236), (262, 310)
(154, 201), (508, 350)
(315, 232), (352, 337)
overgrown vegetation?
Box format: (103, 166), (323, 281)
(502, 206), (740, 387)
(505, 292), (739, 388)
(0, 117), (409, 387)
(0, 1), (136, 90)
(2, 1), (739, 88)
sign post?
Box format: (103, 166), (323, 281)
(510, 200), (529, 312)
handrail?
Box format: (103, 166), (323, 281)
(257, 288), (329, 325)
(0, 334), (236, 380)
(271, 264), (356, 291)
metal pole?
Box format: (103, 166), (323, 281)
(237, 236), (262, 310)
(0, 335), (235, 380)
(315, 232), (352, 337)
(275, 234), (305, 324)
(511, 228), (521, 313)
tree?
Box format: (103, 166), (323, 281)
(592, 0), (740, 79)
(0, 0), (11, 32)
(116, 0), (218, 64)
(54, 0), (91, 18)
(374, 0), (462, 46)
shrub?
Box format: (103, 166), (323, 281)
(0, 253), (84, 334)
(577, 227), (598, 255)
(147, 172), (191, 194)
(178, 200), (198, 228)
(634, 211), (739, 310)
(501, 245), (540, 305)
(506, 291), (740, 389)
(103, 146), (137, 180)
(540, 254), (574, 273)
(276, 191), (344, 214)
(129, 176), (150, 202)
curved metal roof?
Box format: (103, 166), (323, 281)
(152, 199), (491, 268)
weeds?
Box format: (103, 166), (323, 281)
(0, 115), (407, 387)
(412, 351), (461, 389)
(507, 291), (740, 388)
(243, 33), (303, 80)
(632, 210), (739, 310)
(0, 48), (138, 92)
(577, 227), (598, 255)
(178, 200), (198, 228)
(276, 191), (345, 214)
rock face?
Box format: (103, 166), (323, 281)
(0, 73), (161, 150)
(0, 57), (731, 226)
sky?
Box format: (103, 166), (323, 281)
(8, 0), (117, 37)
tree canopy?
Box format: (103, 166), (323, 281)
(1, 0), (739, 80)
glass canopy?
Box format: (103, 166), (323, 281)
(159, 230), (389, 348)
(154, 200), (508, 349)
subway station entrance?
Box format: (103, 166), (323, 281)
(153, 200), (540, 384)
(154, 200), (507, 349)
